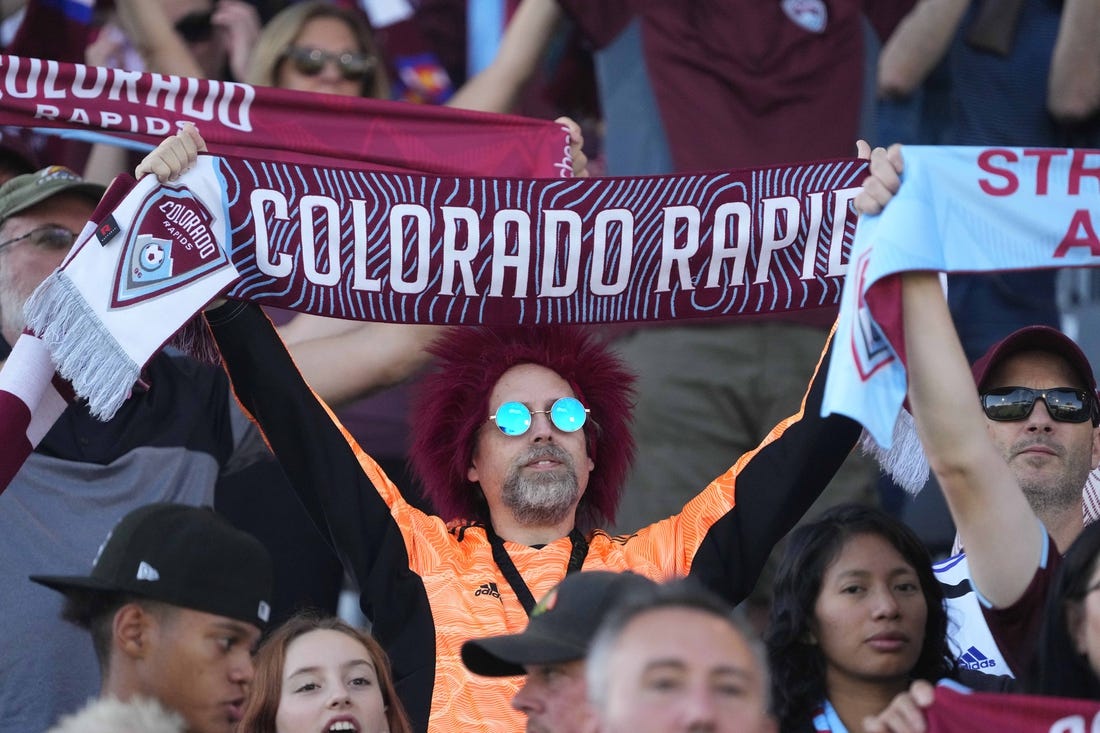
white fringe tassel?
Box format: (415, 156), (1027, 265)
(23, 271), (139, 421)
(858, 408), (930, 494)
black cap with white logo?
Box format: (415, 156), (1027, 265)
(31, 503), (273, 629)
(462, 570), (657, 677)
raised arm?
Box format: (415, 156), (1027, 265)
(857, 143), (1046, 608)
(1047, 0), (1100, 123)
(446, 0), (563, 114)
(113, 0), (205, 79)
(279, 315), (443, 407)
(902, 271), (1042, 608)
(206, 301), (435, 731)
(688, 143), (873, 601)
(877, 0), (967, 99)
(136, 129), (436, 728)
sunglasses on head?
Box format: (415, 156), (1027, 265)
(0, 225), (78, 254)
(979, 386), (1096, 424)
(281, 46), (376, 82)
(488, 397), (589, 436)
(174, 11), (214, 43)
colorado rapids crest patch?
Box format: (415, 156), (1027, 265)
(111, 186), (230, 308)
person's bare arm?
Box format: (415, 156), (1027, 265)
(282, 320), (443, 406)
(903, 270), (1042, 607)
(857, 145), (1045, 608)
(113, 0), (204, 78)
(446, 0), (563, 114)
(82, 24), (138, 185)
(212, 0), (260, 83)
(877, 0), (967, 99)
(1047, 0), (1100, 123)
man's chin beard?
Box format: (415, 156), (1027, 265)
(503, 472), (580, 526)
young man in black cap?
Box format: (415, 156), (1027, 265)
(0, 162), (326, 733)
(31, 502), (273, 733)
(462, 571), (657, 733)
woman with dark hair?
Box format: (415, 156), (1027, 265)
(238, 612), (413, 733)
(766, 504), (956, 733)
(865, 521), (1100, 733)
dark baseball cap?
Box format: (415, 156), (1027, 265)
(31, 503), (274, 630)
(462, 570), (657, 677)
(0, 165), (105, 224)
(971, 326), (1098, 396)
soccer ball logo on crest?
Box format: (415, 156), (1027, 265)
(140, 242), (166, 271)
(131, 235), (174, 282)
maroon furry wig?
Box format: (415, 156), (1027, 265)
(409, 326), (636, 531)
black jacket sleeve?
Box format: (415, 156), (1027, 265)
(207, 301), (435, 733)
(689, 328), (862, 605)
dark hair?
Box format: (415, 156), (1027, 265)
(238, 612), (413, 733)
(1029, 520), (1100, 699)
(409, 326), (635, 531)
(61, 592), (175, 672)
(765, 504), (954, 732)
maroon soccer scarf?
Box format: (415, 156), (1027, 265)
(216, 153), (864, 324)
(924, 685), (1100, 733)
(0, 56), (868, 495)
(0, 54), (568, 177)
(0, 150), (866, 494)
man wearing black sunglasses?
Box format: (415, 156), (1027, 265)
(858, 144), (1100, 685)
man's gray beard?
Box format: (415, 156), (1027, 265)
(501, 445), (581, 526)
(1021, 472), (1086, 517)
(0, 277), (27, 347)
(1013, 435), (1094, 520)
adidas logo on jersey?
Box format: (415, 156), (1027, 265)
(474, 582), (502, 600)
(959, 645), (997, 670)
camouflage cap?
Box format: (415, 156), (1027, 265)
(0, 166), (105, 225)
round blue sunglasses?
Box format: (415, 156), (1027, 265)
(488, 397), (589, 436)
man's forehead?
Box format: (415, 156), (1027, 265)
(985, 349), (1087, 388)
(174, 606), (262, 640)
(615, 608), (760, 672)
(491, 363), (574, 398)
(4, 192), (96, 225)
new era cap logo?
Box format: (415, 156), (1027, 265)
(782, 0), (827, 33)
(257, 601), (271, 623)
(135, 561), (160, 582)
